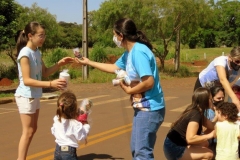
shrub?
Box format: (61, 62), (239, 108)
(90, 45), (108, 63)
(43, 48), (69, 79)
(44, 48), (69, 66)
(161, 65), (193, 77)
(0, 64), (18, 80)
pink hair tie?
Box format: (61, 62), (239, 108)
(59, 103), (64, 107)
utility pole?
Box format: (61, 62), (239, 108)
(82, 0), (89, 80)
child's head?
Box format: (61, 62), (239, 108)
(56, 91), (78, 122)
(216, 102), (238, 122)
(16, 21), (45, 57)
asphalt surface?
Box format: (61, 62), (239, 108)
(0, 77), (195, 160)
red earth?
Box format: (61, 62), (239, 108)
(0, 78), (13, 86)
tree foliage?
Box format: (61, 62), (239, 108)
(0, 0), (19, 50)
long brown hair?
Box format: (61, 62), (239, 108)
(171, 87), (211, 128)
(113, 18), (152, 50)
(56, 90), (78, 122)
(15, 22), (45, 57)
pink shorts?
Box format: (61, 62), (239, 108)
(15, 96), (40, 114)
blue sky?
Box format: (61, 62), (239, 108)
(16, 0), (106, 24)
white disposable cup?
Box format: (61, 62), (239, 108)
(59, 71), (70, 90)
(112, 79), (122, 86)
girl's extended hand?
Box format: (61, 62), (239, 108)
(74, 57), (89, 65)
(51, 79), (67, 90)
(58, 57), (74, 66)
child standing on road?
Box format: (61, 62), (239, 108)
(214, 102), (240, 160)
(14, 22), (73, 160)
(51, 91), (90, 160)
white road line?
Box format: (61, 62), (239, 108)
(170, 103), (190, 112)
(0, 111), (17, 114)
(161, 122), (172, 127)
(94, 96), (129, 105)
(0, 108), (18, 111)
(48, 95), (109, 104)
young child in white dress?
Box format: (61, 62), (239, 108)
(214, 102), (240, 160)
(51, 91), (90, 160)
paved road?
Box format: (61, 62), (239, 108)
(0, 78), (194, 160)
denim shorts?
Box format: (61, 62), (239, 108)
(163, 137), (186, 160)
(54, 144), (77, 160)
(15, 96), (40, 114)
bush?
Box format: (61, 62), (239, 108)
(0, 64), (18, 80)
(161, 65), (193, 77)
(43, 48), (69, 79)
(68, 67), (82, 79)
(44, 48), (69, 66)
(90, 45), (108, 63)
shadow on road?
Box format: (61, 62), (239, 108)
(78, 153), (124, 160)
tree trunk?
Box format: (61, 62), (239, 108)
(174, 29), (180, 72)
(159, 57), (165, 71)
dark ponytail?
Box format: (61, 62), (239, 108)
(136, 30), (152, 50)
(15, 30), (28, 58)
(114, 18), (152, 50)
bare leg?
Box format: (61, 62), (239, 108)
(179, 145), (213, 160)
(17, 109), (39, 160)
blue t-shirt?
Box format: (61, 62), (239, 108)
(205, 109), (215, 121)
(115, 42), (165, 111)
(15, 47), (42, 98)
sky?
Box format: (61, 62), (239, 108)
(15, 0), (106, 24)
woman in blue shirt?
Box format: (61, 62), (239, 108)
(75, 18), (165, 160)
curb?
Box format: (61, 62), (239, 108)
(0, 93), (59, 105)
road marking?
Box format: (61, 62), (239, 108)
(27, 121), (172, 160)
(94, 96), (129, 105)
(47, 95), (109, 104)
(0, 108), (18, 114)
(170, 103), (190, 112)
(0, 111), (17, 114)
(0, 108), (18, 110)
(161, 122), (172, 127)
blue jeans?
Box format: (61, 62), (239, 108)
(54, 144), (77, 160)
(163, 137), (185, 160)
(131, 108), (165, 160)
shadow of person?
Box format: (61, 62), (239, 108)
(78, 153), (124, 160)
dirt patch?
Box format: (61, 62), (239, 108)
(0, 78), (13, 86)
(179, 60), (208, 67)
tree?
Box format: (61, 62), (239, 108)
(0, 0), (21, 68)
(171, 0), (212, 71)
(213, 0), (240, 47)
(0, 0), (19, 49)
(58, 22), (82, 48)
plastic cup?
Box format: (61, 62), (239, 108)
(59, 69), (70, 90)
(112, 79), (122, 86)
